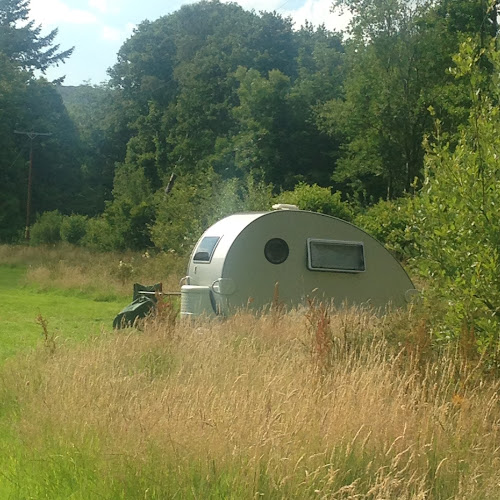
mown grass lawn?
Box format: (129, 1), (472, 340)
(0, 265), (126, 361)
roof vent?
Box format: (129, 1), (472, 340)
(272, 203), (299, 211)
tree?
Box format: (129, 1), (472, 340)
(275, 182), (354, 220)
(21, 80), (83, 215)
(0, 0), (80, 241)
(232, 67), (293, 185)
(0, 0), (73, 75)
(105, 0), (311, 247)
(418, 0), (499, 130)
(59, 84), (135, 214)
(0, 78), (82, 241)
(413, 38), (500, 357)
(165, 3), (298, 178)
(320, 0), (498, 201)
(0, 54), (27, 240)
(290, 24), (345, 186)
(318, 0), (436, 200)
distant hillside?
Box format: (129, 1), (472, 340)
(56, 84), (107, 110)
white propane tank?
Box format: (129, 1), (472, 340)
(180, 285), (216, 318)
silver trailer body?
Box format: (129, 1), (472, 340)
(180, 209), (415, 318)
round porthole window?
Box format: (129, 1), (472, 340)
(264, 238), (289, 264)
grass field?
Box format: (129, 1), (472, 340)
(0, 243), (186, 362)
(0, 265), (126, 361)
(0, 246), (499, 499)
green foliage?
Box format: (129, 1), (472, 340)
(150, 172), (274, 254)
(413, 37), (500, 356)
(276, 182), (354, 221)
(30, 210), (63, 245)
(106, 0), (345, 216)
(59, 84), (130, 215)
(0, 1), (85, 242)
(151, 176), (208, 253)
(355, 198), (417, 259)
(290, 25), (345, 187)
(242, 175), (274, 212)
(60, 214), (88, 245)
(22, 81), (83, 214)
(320, 0), (498, 201)
(82, 217), (124, 252)
(3, 0), (499, 255)
(207, 177), (246, 222)
(0, 72), (82, 242)
(207, 175), (275, 222)
(0, 0), (73, 75)
(320, 0), (430, 199)
(102, 163), (156, 251)
(0, 54), (28, 242)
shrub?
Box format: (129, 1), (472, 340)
(242, 175), (274, 212)
(30, 210), (63, 245)
(205, 178), (245, 225)
(275, 183), (354, 221)
(412, 38), (500, 359)
(60, 214), (88, 245)
(150, 172), (271, 254)
(83, 217), (125, 252)
(0, 194), (24, 243)
(205, 176), (274, 225)
(355, 197), (417, 260)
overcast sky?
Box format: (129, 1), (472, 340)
(28, 0), (350, 86)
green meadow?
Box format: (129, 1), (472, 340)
(0, 265), (125, 361)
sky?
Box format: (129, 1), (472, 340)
(28, 0), (351, 86)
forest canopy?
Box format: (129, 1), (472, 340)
(0, 0), (498, 250)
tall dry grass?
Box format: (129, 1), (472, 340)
(0, 243), (186, 297)
(1, 302), (499, 498)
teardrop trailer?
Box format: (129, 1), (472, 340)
(179, 205), (415, 318)
(113, 206), (415, 326)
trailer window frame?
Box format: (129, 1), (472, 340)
(193, 236), (222, 263)
(307, 238), (366, 273)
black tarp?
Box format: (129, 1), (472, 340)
(113, 283), (162, 329)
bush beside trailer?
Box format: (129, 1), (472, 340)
(180, 206), (415, 318)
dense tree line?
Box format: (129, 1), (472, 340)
(0, 0), (498, 246)
(0, 0), (79, 240)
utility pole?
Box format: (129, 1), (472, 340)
(14, 130), (52, 241)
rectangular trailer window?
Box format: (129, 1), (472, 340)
(307, 239), (365, 273)
(193, 236), (221, 263)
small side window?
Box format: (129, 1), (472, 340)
(264, 238), (289, 264)
(193, 236), (221, 263)
(307, 239), (365, 273)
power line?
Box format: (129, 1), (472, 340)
(276, 0), (293, 11)
(8, 138), (29, 171)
